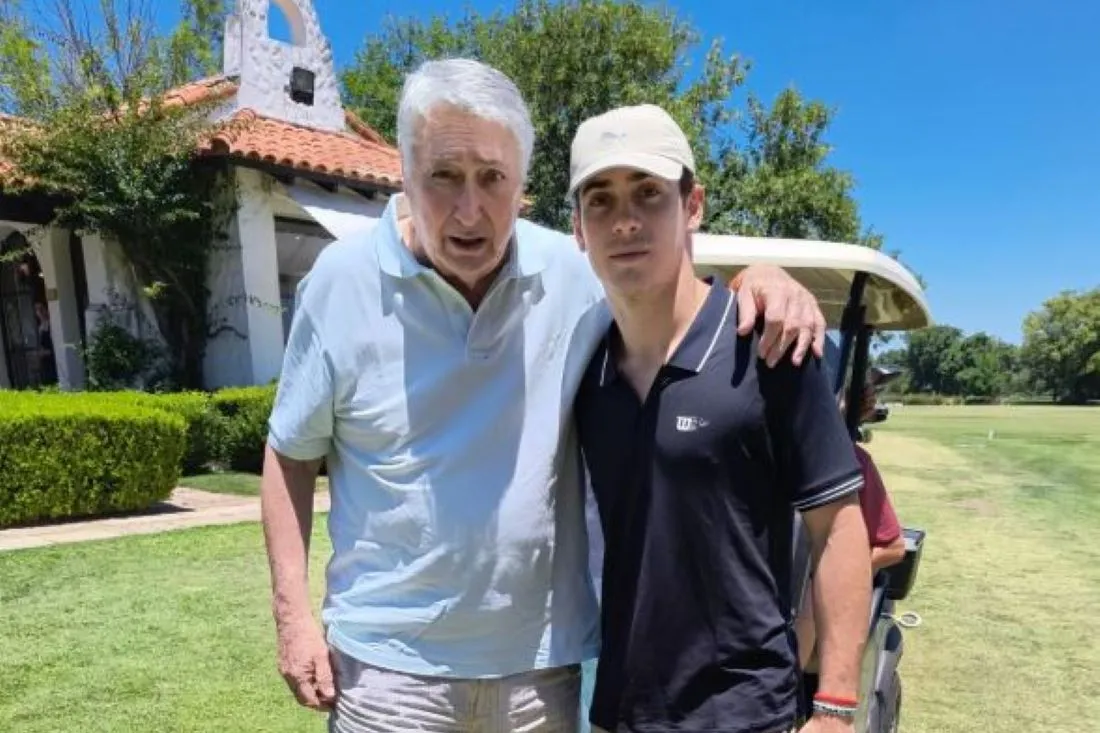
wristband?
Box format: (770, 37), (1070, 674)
(813, 693), (858, 708)
(812, 694), (858, 721)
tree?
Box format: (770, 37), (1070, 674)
(903, 325), (964, 394)
(1, 0), (236, 388)
(1021, 287), (1100, 404)
(953, 332), (1016, 399)
(704, 87), (878, 246)
(0, 0), (224, 116)
(887, 326), (1019, 398)
(341, 0), (873, 239)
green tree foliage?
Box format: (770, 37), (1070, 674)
(341, 0), (876, 240)
(903, 325), (964, 394)
(891, 325), (1019, 399)
(954, 332), (1017, 399)
(0, 0), (235, 388)
(706, 87), (878, 246)
(1021, 287), (1100, 404)
(0, 0), (225, 116)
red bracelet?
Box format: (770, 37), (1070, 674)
(814, 693), (858, 708)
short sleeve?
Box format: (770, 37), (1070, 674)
(266, 300), (335, 461)
(854, 446), (902, 545)
(758, 353), (864, 511)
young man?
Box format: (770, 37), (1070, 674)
(569, 104), (873, 733)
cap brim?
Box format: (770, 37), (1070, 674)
(568, 152), (685, 197)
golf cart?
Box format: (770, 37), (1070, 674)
(692, 233), (932, 733)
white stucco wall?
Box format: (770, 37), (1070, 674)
(204, 167), (285, 389)
(81, 233), (158, 344)
(223, 0), (344, 131)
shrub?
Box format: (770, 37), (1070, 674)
(110, 391), (225, 473)
(83, 319), (164, 391)
(212, 385), (276, 472)
(899, 393), (960, 406)
(0, 394), (185, 527)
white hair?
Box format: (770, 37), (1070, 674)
(397, 58), (535, 179)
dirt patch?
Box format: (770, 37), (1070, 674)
(869, 432), (972, 472)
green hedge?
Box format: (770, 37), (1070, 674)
(0, 395), (185, 527)
(97, 391), (224, 473)
(212, 385), (276, 473)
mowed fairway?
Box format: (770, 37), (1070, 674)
(0, 405), (1097, 731)
(870, 405), (1100, 731)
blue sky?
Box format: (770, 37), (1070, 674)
(174, 0), (1100, 343)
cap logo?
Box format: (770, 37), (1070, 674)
(600, 130), (628, 145)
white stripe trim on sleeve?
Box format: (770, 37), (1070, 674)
(793, 473), (864, 511)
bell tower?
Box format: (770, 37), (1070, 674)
(222, 0), (344, 131)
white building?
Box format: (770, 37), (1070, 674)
(0, 0), (402, 391)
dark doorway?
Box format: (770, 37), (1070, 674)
(0, 231), (57, 388)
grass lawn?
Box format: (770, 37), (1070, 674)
(0, 517), (333, 733)
(179, 471), (328, 496)
(870, 405), (1100, 731)
(1, 405), (1097, 731)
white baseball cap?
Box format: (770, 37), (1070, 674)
(568, 103), (696, 197)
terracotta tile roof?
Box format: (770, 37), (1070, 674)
(1, 75), (403, 191)
(163, 75), (239, 108)
(204, 108), (402, 189)
(169, 75), (401, 189)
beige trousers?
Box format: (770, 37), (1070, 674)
(328, 648), (582, 733)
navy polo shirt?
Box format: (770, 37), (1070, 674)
(576, 280), (863, 733)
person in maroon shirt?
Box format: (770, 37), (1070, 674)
(795, 381), (906, 670)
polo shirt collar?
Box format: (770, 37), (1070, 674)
(376, 194), (547, 280)
(599, 277), (735, 387)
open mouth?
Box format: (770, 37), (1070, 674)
(447, 235), (489, 250)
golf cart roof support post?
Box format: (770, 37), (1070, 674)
(833, 272), (869, 396)
(846, 322), (873, 440)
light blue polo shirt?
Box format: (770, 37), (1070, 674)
(267, 194), (611, 678)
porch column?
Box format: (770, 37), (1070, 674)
(80, 233), (114, 338)
(30, 226), (85, 390)
(204, 168), (284, 388)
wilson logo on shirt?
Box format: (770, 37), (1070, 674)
(675, 416), (709, 432)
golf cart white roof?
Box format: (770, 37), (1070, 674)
(691, 233), (932, 330)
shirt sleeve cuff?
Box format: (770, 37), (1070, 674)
(793, 471), (864, 512)
(266, 429), (330, 462)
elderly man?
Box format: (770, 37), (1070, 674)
(261, 58), (827, 733)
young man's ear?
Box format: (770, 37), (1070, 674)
(572, 210), (588, 252)
(687, 184), (706, 232)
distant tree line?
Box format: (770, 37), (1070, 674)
(875, 287), (1100, 405)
